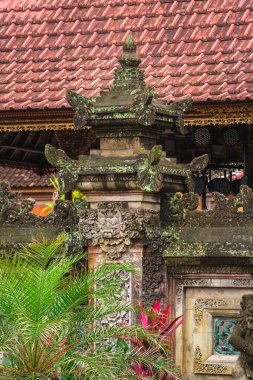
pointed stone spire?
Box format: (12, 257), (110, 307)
(112, 34), (145, 91)
(118, 34), (141, 68)
(124, 34), (136, 51)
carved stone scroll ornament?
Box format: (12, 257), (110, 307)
(66, 89), (93, 129)
(131, 83), (192, 130)
(142, 254), (165, 307)
(194, 299), (228, 324)
(45, 144), (79, 194)
(194, 346), (228, 374)
(132, 87), (156, 126)
(168, 97), (193, 134)
(162, 185), (253, 228)
(0, 181), (78, 228)
(79, 202), (159, 260)
(137, 146), (208, 193)
(230, 294), (253, 379)
(136, 145), (163, 192)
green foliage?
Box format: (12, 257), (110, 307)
(50, 176), (62, 194)
(71, 190), (86, 203)
(42, 176), (65, 214)
(42, 176), (86, 215)
(0, 236), (182, 380)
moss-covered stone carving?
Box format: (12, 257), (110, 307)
(0, 181), (78, 228)
(66, 89), (93, 129)
(45, 144), (79, 194)
(137, 145), (163, 192)
(45, 144), (208, 194)
(230, 294), (253, 379)
(162, 185), (253, 228)
(161, 186), (253, 261)
(66, 34), (192, 135)
(52, 35), (207, 198)
(0, 181), (84, 254)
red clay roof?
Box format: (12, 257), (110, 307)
(0, 165), (53, 188)
(0, 0), (252, 110)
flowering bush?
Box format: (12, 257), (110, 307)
(117, 301), (183, 380)
(117, 301), (184, 379)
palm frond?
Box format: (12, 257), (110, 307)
(0, 237), (183, 380)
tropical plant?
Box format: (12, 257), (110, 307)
(42, 176), (65, 215)
(117, 301), (184, 379)
(0, 236), (183, 380)
(42, 176), (86, 215)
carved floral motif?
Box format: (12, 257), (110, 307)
(163, 185), (253, 228)
(194, 346), (228, 374)
(194, 298), (228, 324)
(142, 255), (164, 307)
(97, 271), (132, 327)
(0, 181), (78, 228)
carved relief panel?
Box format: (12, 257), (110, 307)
(174, 277), (253, 380)
(79, 201), (159, 260)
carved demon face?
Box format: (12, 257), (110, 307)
(99, 215), (121, 239)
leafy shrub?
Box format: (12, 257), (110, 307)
(0, 236), (183, 380)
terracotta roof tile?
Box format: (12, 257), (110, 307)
(0, 0), (252, 109)
(0, 165), (54, 188)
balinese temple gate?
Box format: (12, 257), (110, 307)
(2, 36), (253, 380)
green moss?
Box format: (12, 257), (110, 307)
(112, 113), (134, 119)
(123, 34), (136, 51)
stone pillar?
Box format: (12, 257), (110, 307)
(79, 190), (162, 322)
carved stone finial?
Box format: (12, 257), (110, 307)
(118, 34), (141, 69)
(66, 89), (92, 129)
(66, 32), (189, 148)
(123, 34), (136, 52)
(189, 154), (209, 173)
(45, 144), (79, 194)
